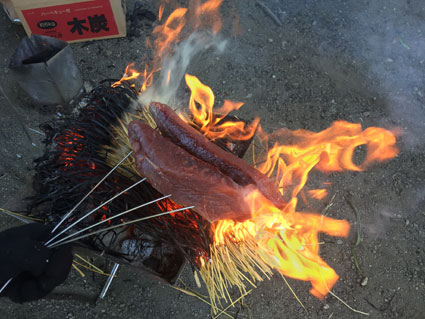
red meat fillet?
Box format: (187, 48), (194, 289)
(128, 120), (256, 223)
(149, 102), (286, 209)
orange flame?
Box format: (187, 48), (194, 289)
(194, 0), (223, 34)
(308, 189), (328, 200)
(152, 7), (188, 58)
(113, 0), (224, 92)
(211, 118), (398, 298)
(214, 188), (350, 299)
(186, 73), (399, 298)
(256, 122), (398, 201)
(184, 74), (259, 141)
(151, 0), (223, 57)
(112, 63), (140, 88)
(158, 3), (165, 21)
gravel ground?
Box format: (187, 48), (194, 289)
(0, 0), (424, 318)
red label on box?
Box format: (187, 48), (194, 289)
(22, 0), (119, 42)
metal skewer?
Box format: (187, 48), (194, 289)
(1, 152), (134, 293)
(0, 278), (12, 294)
(51, 151), (133, 233)
(47, 194), (172, 248)
(99, 263), (120, 299)
(45, 177), (146, 246)
(49, 206), (194, 248)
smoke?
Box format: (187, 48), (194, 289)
(256, 1), (425, 148)
(349, 2), (425, 149)
(139, 31), (226, 108)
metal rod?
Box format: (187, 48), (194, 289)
(47, 194), (172, 248)
(51, 151), (133, 233)
(0, 278), (12, 294)
(0, 208), (31, 224)
(50, 206), (194, 248)
(45, 177), (146, 246)
(99, 263), (120, 299)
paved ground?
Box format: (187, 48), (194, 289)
(0, 0), (424, 318)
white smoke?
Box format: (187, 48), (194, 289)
(352, 4), (425, 149)
(139, 31), (227, 108)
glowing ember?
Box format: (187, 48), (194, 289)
(56, 129), (96, 172)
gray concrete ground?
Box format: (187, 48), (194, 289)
(0, 0), (424, 318)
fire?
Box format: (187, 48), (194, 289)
(184, 74), (259, 141)
(113, 0), (224, 92)
(213, 189), (350, 299)
(112, 63), (140, 88)
(152, 7), (188, 58)
(182, 69), (398, 299)
(158, 3), (166, 22)
(112, 0), (400, 304)
(256, 121), (399, 200)
(309, 189), (328, 200)
(208, 117), (398, 298)
(150, 0), (223, 57)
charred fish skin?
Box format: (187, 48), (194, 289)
(128, 120), (254, 223)
(149, 102), (286, 209)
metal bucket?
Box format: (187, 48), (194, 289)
(9, 34), (82, 105)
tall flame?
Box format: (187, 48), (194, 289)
(184, 74), (259, 141)
(113, 0), (224, 93)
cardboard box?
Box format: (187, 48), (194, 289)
(10, 0), (126, 43)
